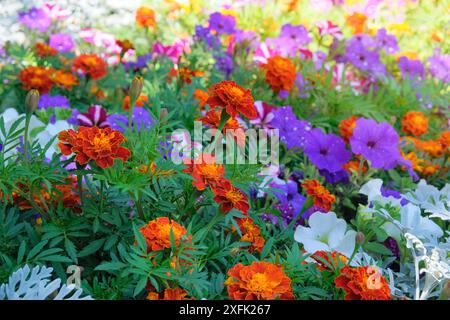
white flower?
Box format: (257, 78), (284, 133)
(35, 120), (72, 159)
(359, 178), (403, 207)
(294, 212), (357, 258)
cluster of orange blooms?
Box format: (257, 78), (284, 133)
(168, 67), (204, 85)
(72, 54), (108, 80)
(263, 55), (297, 94)
(147, 287), (194, 300)
(122, 94), (149, 110)
(136, 6), (156, 29)
(58, 126), (131, 169)
(18, 66), (78, 94)
(34, 42), (58, 57)
(225, 261), (294, 300)
(301, 179), (336, 212)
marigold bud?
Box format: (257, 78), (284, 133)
(25, 89), (40, 113)
(129, 76), (144, 103)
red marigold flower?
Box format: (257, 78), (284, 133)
(136, 6), (156, 28)
(263, 55), (296, 93)
(18, 66), (54, 93)
(52, 70), (79, 90)
(334, 265), (391, 300)
(212, 179), (250, 215)
(401, 111), (429, 137)
(207, 81), (257, 119)
(225, 261), (294, 300)
(301, 179), (336, 212)
(235, 217), (265, 253)
(139, 217), (190, 252)
(72, 54), (107, 80)
(146, 288), (194, 300)
(338, 115), (359, 143)
(57, 126), (131, 169)
(122, 94), (149, 110)
(35, 42), (58, 57)
(311, 251), (348, 272)
(183, 154), (225, 191)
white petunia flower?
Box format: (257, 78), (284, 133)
(35, 120), (72, 159)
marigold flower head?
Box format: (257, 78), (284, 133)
(193, 89), (210, 108)
(339, 115), (358, 143)
(18, 66), (54, 93)
(346, 12), (367, 34)
(401, 111), (429, 136)
(72, 54), (107, 80)
(212, 179), (250, 215)
(335, 266), (391, 300)
(225, 261), (294, 300)
(199, 109), (245, 145)
(301, 179), (336, 212)
(207, 81), (257, 119)
(147, 288), (194, 300)
(116, 39), (134, 54)
(52, 70), (79, 90)
(437, 131), (450, 152)
(343, 160), (367, 174)
(263, 55), (296, 93)
(234, 217), (265, 253)
(183, 154), (225, 191)
(401, 150), (424, 174)
(311, 251), (348, 272)
(139, 217), (190, 252)
(122, 94), (149, 110)
(35, 42), (57, 57)
(136, 6), (156, 28)
(409, 138), (445, 158)
(58, 126), (131, 169)
(168, 67), (204, 84)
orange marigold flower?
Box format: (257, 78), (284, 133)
(416, 139), (445, 158)
(199, 109), (246, 146)
(311, 251), (348, 272)
(235, 217), (265, 253)
(72, 54), (107, 80)
(401, 150), (424, 174)
(168, 67), (204, 84)
(339, 115), (358, 143)
(401, 111), (429, 136)
(139, 217), (190, 252)
(346, 12), (367, 34)
(52, 70), (79, 90)
(147, 288), (194, 300)
(301, 179), (336, 212)
(35, 42), (57, 57)
(437, 131), (450, 152)
(193, 89), (209, 108)
(421, 162), (440, 176)
(335, 266), (391, 300)
(207, 81), (257, 119)
(122, 94), (149, 110)
(18, 66), (54, 93)
(263, 55), (296, 93)
(343, 160), (368, 174)
(57, 126), (131, 169)
(212, 180), (250, 215)
(183, 154), (225, 191)
(136, 6), (156, 28)
(225, 261), (294, 300)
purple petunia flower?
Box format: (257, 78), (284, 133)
(398, 56), (425, 80)
(428, 49), (450, 83)
(294, 73), (313, 99)
(375, 28), (398, 54)
(234, 29), (260, 48)
(380, 186), (408, 206)
(123, 54), (151, 72)
(49, 33), (74, 53)
(77, 105), (109, 128)
(19, 7), (52, 32)
(266, 23), (311, 57)
(214, 53), (233, 79)
(345, 41), (385, 75)
(108, 108), (154, 132)
(319, 169), (350, 184)
(194, 25), (220, 48)
(270, 106), (312, 149)
(208, 12), (236, 35)
(304, 128), (352, 173)
(271, 180), (306, 214)
(383, 237), (401, 260)
(38, 94), (70, 109)
(107, 114), (128, 132)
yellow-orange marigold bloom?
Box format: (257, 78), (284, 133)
(168, 67), (204, 84)
(193, 89), (209, 108)
(136, 6), (156, 28)
(58, 126), (131, 169)
(301, 179), (336, 211)
(52, 70), (79, 90)
(437, 131), (450, 152)
(207, 81), (257, 119)
(147, 288), (194, 300)
(139, 217), (190, 252)
(401, 151), (424, 173)
(35, 42), (57, 57)
(263, 55), (296, 93)
(235, 217), (265, 253)
(311, 251), (348, 272)
(18, 66), (54, 93)
(212, 179), (250, 215)
(401, 111), (429, 136)
(122, 94), (149, 110)
(225, 261), (294, 300)
(346, 12), (367, 34)
(343, 160), (368, 174)
(417, 139), (445, 158)
(339, 115), (359, 143)
(183, 154), (225, 191)
(335, 266), (391, 300)
(72, 54), (107, 80)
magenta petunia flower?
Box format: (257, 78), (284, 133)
(19, 7), (52, 32)
(77, 105), (109, 128)
(49, 33), (74, 53)
(304, 128), (352, 173)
